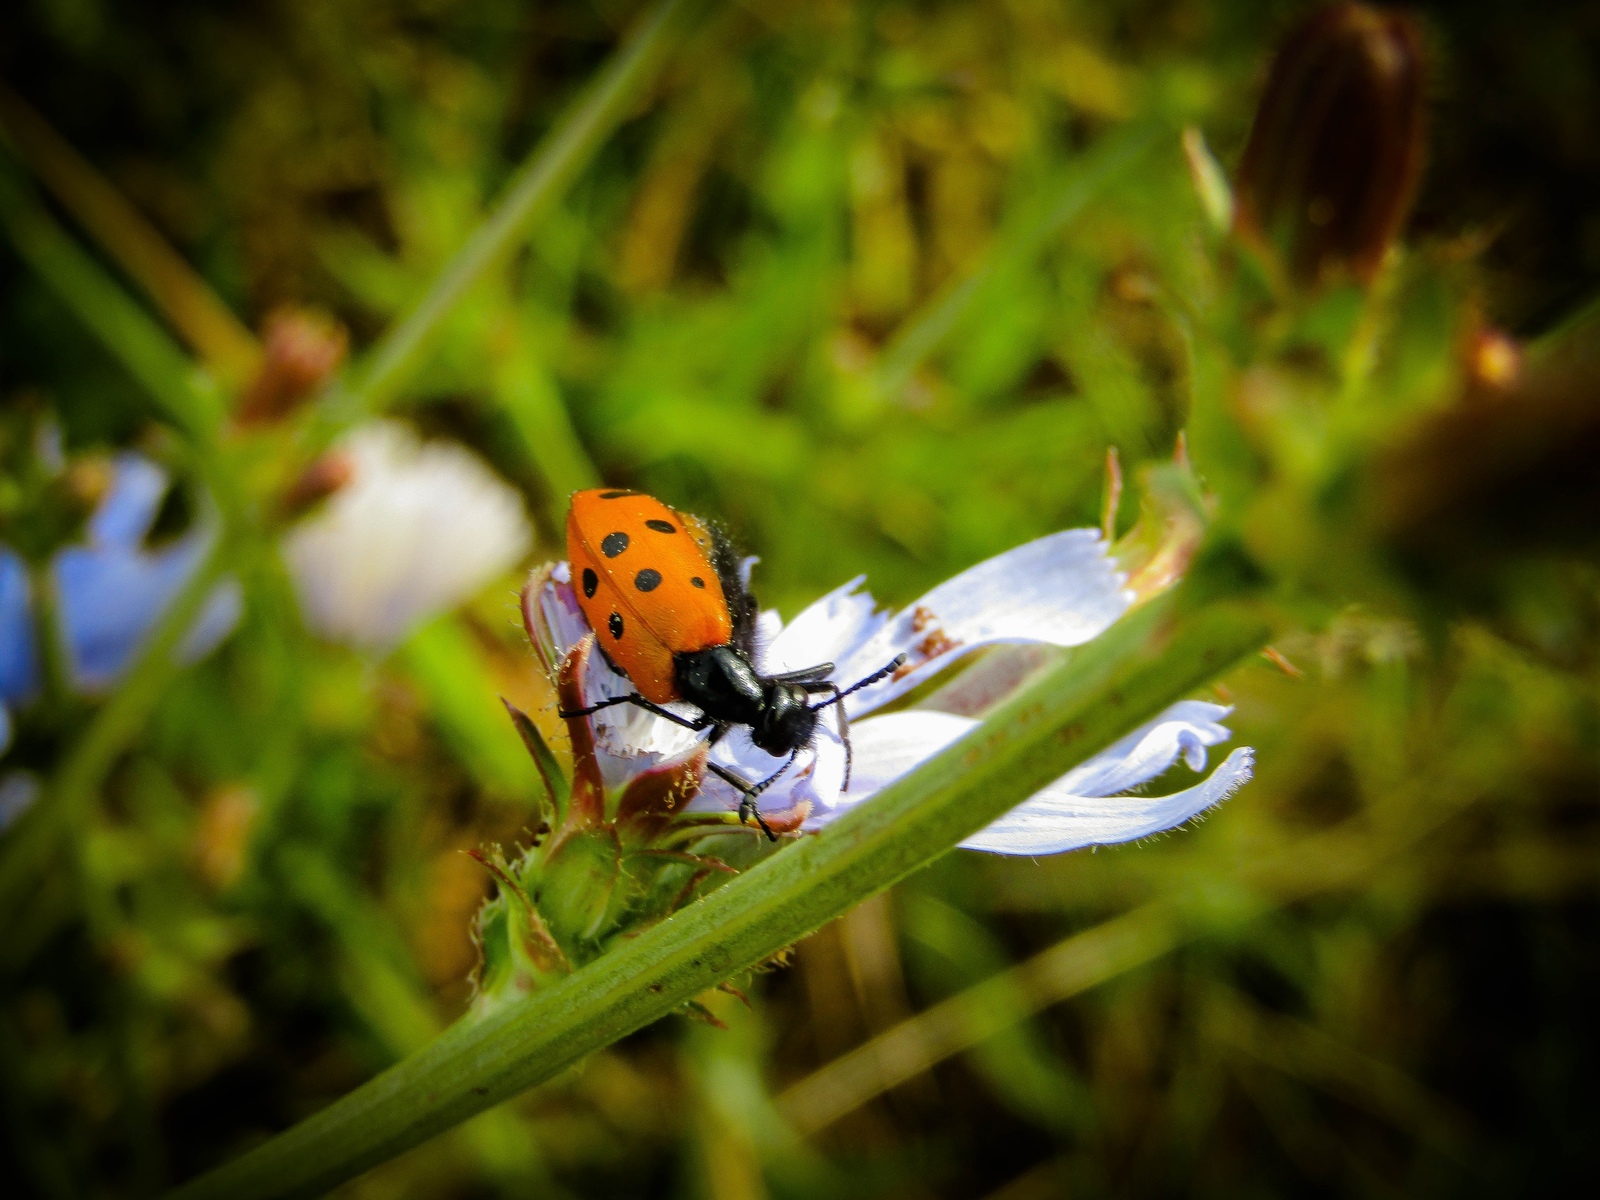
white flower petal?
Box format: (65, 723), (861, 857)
(527, 567), (592, 676)
(762, 575), (884, 675)
(688, 717), (847, 819)
(574, 640), (704, 788)
(959, 747), (1254, 855)
(284, 422), (530, 649)
(1052, 700), (1236, 797)
(777, 530), (1132, 716)
(820, 710), (973, 817)
(799, 706), (1251, 856)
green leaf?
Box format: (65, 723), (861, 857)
(500, 700), (569, 825)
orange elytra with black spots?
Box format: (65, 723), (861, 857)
(561, 488), (906, 839)
(566, 488), (733, 704)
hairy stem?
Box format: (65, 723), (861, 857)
(170, 588), (1271, 1200)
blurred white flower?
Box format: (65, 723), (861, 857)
(528, 527), (1253, 854)
(283, 421), (531, 648)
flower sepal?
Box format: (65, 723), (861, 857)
(471, 580), (786, 1011)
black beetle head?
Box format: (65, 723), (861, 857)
(753, 682), (817, 757)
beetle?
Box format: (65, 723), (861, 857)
(557, 488), (904, 839)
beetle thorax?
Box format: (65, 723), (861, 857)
(672, 645), (817, 755)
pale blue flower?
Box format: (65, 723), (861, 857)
(530, 526), (1254, 855)
(0, 548), (40, 755)
(52, 453), (241, 693)
(0, 770), (40, 832)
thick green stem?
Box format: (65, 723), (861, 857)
(169, 589), (1271, 1200)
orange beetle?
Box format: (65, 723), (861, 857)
(561, 488), (903, 838)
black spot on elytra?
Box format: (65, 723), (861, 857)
(608, 612), (624, 639)
(634, 568), (662, 592)
(599, 490), (634, 499)
(581, 567), (598, 598)
(645, 519), (676, 534)
(601, 531), (629, 557)
(690, 576), (705, 589)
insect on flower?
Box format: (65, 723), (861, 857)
(559, 488), (905, 839)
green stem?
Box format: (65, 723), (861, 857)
(169, 588), (1271, 1200)
(0, 536), (229, 924)
(0, 149), (221, 440)
(0, 81), (261, 386)
(342, 0), (706, 418)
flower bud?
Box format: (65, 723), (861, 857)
(278, 450), (355, 520)
(237, 307), (348, 424)
(1234, 3), (1426, 288)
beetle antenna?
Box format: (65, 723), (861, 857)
(808, 653), (907, 712)
(750, 747), (800, 798)
(807, 653), (906, 794)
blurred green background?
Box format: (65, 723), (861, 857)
(2, 0), (1599, 1196)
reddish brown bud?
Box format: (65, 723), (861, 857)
(1235, 3), (1426, 288)
(237, 307), (348, 424)
(279, 450), (355, 519)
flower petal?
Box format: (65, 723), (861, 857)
(800, 706), (1252, 856)
(523, 562), (591, 676)
(283, 422), (530, 648)
(959, 747), (1254, 855)
(0, 769), (39, 830)
(177, 579), (245, 665)
(1051, 700), (1237, 797)
(687, 717), (847, 822)
(54, 530), (237, 693)
(811, 710), (972, 820)
(780, 530), (1132, 716)
(762, 575), (886, 675)
(88, 453), (167, 548)
(0, 548), (39, 707)
(521, 566), (709, 787)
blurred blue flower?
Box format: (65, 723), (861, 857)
(0, 548), (40, 755)
(51, 453), (242, 694)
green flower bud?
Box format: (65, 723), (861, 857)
(471, 571), (764, 1010)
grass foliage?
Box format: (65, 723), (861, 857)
(2, 1), (1598, 1197)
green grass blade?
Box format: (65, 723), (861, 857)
(872, 121), (1160, 400)
(346, 0), (706, 416)
(398, 616), (540, 798)
(168, 589), (1271, 1200)
(0, 536), (230, 927)
(0, 150), (221, 440)
(0, 82), (261, 386)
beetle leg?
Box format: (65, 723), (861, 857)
(706, 762), (777, 841)
(560, 693), (714, 732)
(803, 653), (906, 792)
